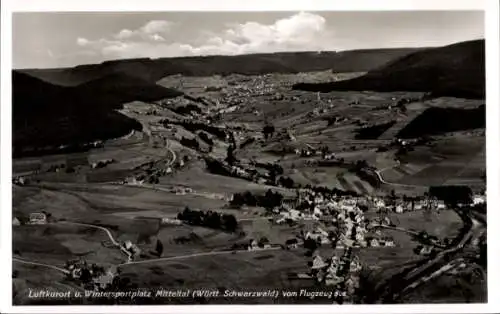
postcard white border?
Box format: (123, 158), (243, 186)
(1, 0), (499, 313)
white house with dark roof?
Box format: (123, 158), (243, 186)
(369, 238), (380, 247)
(473, 195), (486, 205)
(311, 255), (328, 270)
(29, 212), (47, 225)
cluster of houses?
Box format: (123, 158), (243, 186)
(228, 237), (276, 251)
(294, 148), (315, 157)
(121, 240), (141, 262)
(122, 159), (182, 186)
(331, 198), (369, 248)
(13, 212), (50, 226)
(275, 207), (312, 224)
(90, 158), (115, 169)
(123, 176), (145, 186)
(28, 212), (48, 225)
(370, 195), (446, 214)
(380, 191), (485, 213)
(273, 186), (488, 256)
(473, 193), (486, 205)
(293, 146), (337, 162)
(306, 252), (362, 302)
(170, 186), (193, 195)
(365, 236), (395, 248)
(275, 191), (401, 250)
(304, 226), (331, 245)
(247, 238), (272, 251)
(65, 259), (117, 291)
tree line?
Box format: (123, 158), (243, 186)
(230, 189), (284, 210)
(161, 119), (227, 140)
(177, 207), (238, 232)
(428, 185), (473, 206)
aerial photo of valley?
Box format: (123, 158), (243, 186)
(11, 11), (486, 305)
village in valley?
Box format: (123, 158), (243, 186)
(11, 16), (486, 303)
(13, 171), (486, 303)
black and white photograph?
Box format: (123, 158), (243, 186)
(1, 1), (499, 313)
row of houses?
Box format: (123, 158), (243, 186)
(12, 212), (49, 226)
(247, 238), (272, 251)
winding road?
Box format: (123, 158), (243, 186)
(374, 162), (426, 188)
(14, 217), (285, 276)
(59, 221), (132, 260)
(118, 246), (282, 267)
(59, 221), (119, 246)
(13, 257), (70, 275)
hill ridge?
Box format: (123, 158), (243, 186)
(17, 48), (424, 87)
(292, 39), (485, 99)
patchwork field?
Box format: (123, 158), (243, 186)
(13, 224), (124, 265)
(388, 209), (463, 240)
(118, 249), (310, 304)
(377, 135), (485, 190)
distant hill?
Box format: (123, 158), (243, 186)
(292, 40), (485, 99)
(397, 105), (485, 139)
(12, 71), (182, 157)
(18, 48), (422, 87)
(75, 72), (183, 108)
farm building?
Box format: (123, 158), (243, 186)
(29, 212), (47, 225)
(247, 239), (260, 251)
(161, 218), (182, 225)
(473, 195), (486, 205)
(379, 237), (396, 247)
(285, 238), (299, 249)
(305, 226), (331, 244)
(394, 204), (405, 213)
(123, 240), (141, 260)
(40, 157), (67, 172)
(429, 199), (447, 210)
(90, 159), (115, 169)
(416, 245), (433, 255)
(369, 238), (380, 248)
(258, 237), (271, 248)
(311, 255), (328, 270)
(373, 198), (386, 209)
(12, 176), (27, 186)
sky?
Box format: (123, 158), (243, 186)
(12, 11), (484, 69)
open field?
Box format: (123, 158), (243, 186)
(118, 249), (310, 303)
(388, 210), (462, 240)
(399, 266), (487, 303)
(13, 264), (81, 305)
(13, 224), (124, 265)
